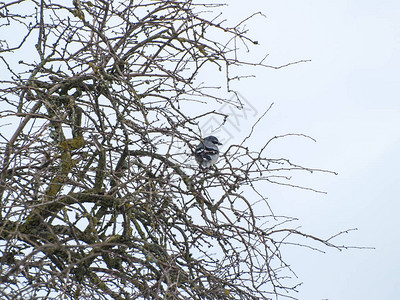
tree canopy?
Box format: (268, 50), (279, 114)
(0, 1), (345, 299)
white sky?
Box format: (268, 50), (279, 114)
(1, 1), (399, 299)
(222, 1), (400, 299)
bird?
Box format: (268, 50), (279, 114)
(195, 136), (222, 168)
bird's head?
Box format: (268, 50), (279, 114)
(204, 135), (222, 145)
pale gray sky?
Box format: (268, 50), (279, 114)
(222, 1), (400, 299)
(1, 1), (399, 299)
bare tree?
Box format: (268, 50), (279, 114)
(0, 1), (348, 299)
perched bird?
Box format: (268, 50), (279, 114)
(195, 136), (222, 168)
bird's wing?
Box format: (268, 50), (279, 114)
(196, 144), (218, 155)
(203, 141), (219, 154)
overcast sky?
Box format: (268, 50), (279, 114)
(221, 1), (400, 299)
(1, 1), (399, 299)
